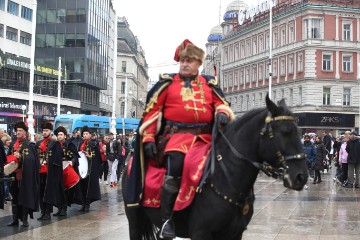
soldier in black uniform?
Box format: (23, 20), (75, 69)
(7, 121), (39, 227)
(53, 126), (81, 216)
(78, 126), (101, 212)
(36, 122), (64, 221)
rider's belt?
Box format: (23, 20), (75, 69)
(166, 121), (212, 135)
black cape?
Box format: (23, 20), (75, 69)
(43, 140), (65, 208)
(126, 73), (228, 207)
(18, 140), (40, 212)
(63, 141), (82, 205)
(81, 140), (101, 203)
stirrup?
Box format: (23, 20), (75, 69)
(159, 219), (176, 239)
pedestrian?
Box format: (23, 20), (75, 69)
(1, 131), (12, 202)
(131, 39), (234, 239)
(313, 136), (327, 184)
(344, 131), (360, 188)
(338, 131), (350, 185)
(106, 132), (120, 187)
(7, 121), (40, 227)
(302, 134), (316, 189)
(99, 134), (109, 184)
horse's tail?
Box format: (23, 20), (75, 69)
(121, 167), (157, 240)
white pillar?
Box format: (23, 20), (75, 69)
(268, 1), (273, 99)
(110, 17), (118, 134)
(122, 75), (128, 135)
(27, 0), (37, 142)
(57, 57), (61, 116)
(335, 50), (340, 79)
(335, 15), (339, 40)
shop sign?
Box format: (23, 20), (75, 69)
(238, 0), (277, 25)
(294, 113), (355, 128)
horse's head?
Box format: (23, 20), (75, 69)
(259, 95), (308, 190)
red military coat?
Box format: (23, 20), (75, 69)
(140, 73), (234, 154)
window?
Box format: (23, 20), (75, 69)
(121, 82), (126, 94)
(7, 0), (18, 16)
(120, 102), (125, 117)
(245, 68), (250, 83)
(342, 55), (352, 72)
(77, 8), (86, 22)
(234, 71), (239, 86)
(298, 53), (303, 72)
(56, 33), (65, 47)
(235, 44), (239, 60)
(253, 38), (257, 55)
(298, 86), (302, 105)
(343, 23), (351, 41)
(280, 58), (285, 76)
(272, 60), (277, 77)
(66, 9), (77, 23)
(259, 64), (263, 80)
(252, 65), (257, 82)
(0, 0), (5, 11)
(273, 31), (278, 48)
(121, 61), (126, 72)
(0, 24), (3, 38)
(323, 87), (331, 105)
(289, 88), (293, 106)
(304, 18), (322, 39)
(20, 31), (31, 45)
(265, 64), (269, 79)
(6, 26), (17, 41)
(259, 35), (263, 52)
(288, 55), (294, 74)
(57, 9), (66, 23)
(343, 88), (351, 106)
(240, 69), (244, 84)
(21, 6), (32, 21)
(289, 24), (295, 43)
(281, 28), (286, 46)
(246, 41), (251, 56)
(265, 33), (269, 50)
(240, 43), (245, 58)
(322, 54), (332, 71)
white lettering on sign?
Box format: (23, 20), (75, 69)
(6, 58), (31, 69)
(238, 0), (277, 25)
(321, 117), (340, 123)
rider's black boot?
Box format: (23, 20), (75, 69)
(159, 176), (181, 240)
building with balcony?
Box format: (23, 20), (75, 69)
(219, 0), (360, 135)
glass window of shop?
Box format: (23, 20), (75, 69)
(0, 68), (30, 92)
(37, 10), (46, 23)
(36, 34), (45, 47)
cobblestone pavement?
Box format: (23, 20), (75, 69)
(0, 167), (359, 240)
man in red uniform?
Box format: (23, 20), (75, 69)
(139, 39), (234, 239)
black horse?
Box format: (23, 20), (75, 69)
(122, 96), (308, 240)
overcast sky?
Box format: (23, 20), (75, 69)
(113, 0), (253, 81)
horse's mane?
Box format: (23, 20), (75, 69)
(228, 99), (294, 130)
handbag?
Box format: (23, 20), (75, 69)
(122, 146), (126, 156)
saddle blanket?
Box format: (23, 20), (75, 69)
(141, 141), (211, 211)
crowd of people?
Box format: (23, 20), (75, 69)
(0, 122), (135, 227)
(303, 130), (360, 189)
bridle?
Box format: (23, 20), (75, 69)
(197, 111), (306, 209)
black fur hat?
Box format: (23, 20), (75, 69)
(54, 126), (67, 136)
(81, 126), (92, 135)
(15, 121), (28, 132)
(41, 122), (53, 131)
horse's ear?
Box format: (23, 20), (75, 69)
(266, 94), (279, 116)
(278, 98), (287, 107)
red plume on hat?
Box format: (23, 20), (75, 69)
(174, 39), (205, 64)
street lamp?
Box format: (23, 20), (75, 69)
(21, 105), (26, 121)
